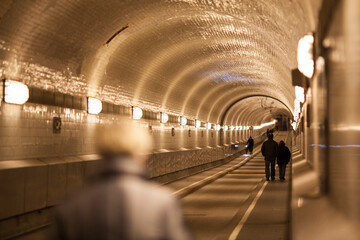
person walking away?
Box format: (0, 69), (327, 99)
(51, 118), (192, 240)
(246, 136), (254, 154)
(277, 141), (291, 181)
(261, 133), (279, 181)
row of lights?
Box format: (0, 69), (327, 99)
(294, 86), (305, 122)
(253, 120), (277, 130)
(173, 114), (254, 131)
(86, 96), (261, 131)
(2, 79), (275, 131)
(294, 33), (313, 123)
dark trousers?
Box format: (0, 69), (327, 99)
(278, 164), (287, 179)
(265, 160), (275, 179)
(246, 147), (253, 154)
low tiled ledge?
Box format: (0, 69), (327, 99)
(148, 145), (245, 184)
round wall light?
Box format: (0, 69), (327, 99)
(195, 120), (201, 128)
(3, 80), (29, 105)
(87, 97), (102, 114)
(180, 116), (187, 126)
(132, 107), (143, 120)
(160, 112), (168, 123)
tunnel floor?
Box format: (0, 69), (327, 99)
(162, 132), (291, 240)
(14, 132), (292, 240)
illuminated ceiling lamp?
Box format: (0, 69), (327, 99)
(3, 79), (29, 105)
(180, 116), (187, 126)
(297, 34), (314, 78)
(224, 125), (229, 131)
(87, 97), (102, 114)
(160, 112), (168, 123)
(294, 99), (301, 122)
(235, 126), (239, 130)
(132, 107), (143, 120)
(206, 122), (212, 129)
(230, 126), (235, 131)
(195, 120), (201, 128)
(295, 86), (305, 103)
(215, 124), (220, 131)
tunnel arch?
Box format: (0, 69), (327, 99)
(0, 0), (316, 156)
(220, 95), (293, 126)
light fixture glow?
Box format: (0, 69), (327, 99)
(235, 126), (239, 130)
(239, 126), (243, 130)
(87, 97), (102, 114)
(180, 117), (187, 126)
(195, 120), (201, 128)
(3, 80), (29, 105)
(292, 122), (297, 130)
(294, 99), (301, 121)
(160, 112), (169, 123)
(295, 86), (305, 103)
(297, 34), (314, 78)
(132, 107), (143, 120)
(224, 125), (228, 131)
(230, 126), (235, 130)
(215, 124), (221, 131)
(253, 120), (277, 130)
(316, 56), (325, 71)
(206, 122), (212, 129)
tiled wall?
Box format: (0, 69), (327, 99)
(0, 101), (267, 223)
(0, 102), (261, 161)
(0, 103), (97, 160)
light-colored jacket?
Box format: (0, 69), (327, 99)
(51, 158), (191, 240)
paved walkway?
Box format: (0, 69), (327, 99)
(15, 131), (293, 240)
(168, 131), (292, 240)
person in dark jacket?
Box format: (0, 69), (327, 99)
(277, 141), (291, 180)
(246, 136), (254, 154)
(51, 119), (191, 240)
(261, 133), (279, 181)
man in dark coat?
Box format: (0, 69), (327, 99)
(51, 119), (191, 240)
(277, 140), (291, 180)
(261, 133), (279, 181)
(246, 136), (254, 154)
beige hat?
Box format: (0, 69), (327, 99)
(95, 117), (153, 160)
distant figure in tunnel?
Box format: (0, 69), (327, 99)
(51, 119), (191, 240)
(277, 141), (291, 181)
(261, 133), (279, 181)
(246, 136), (254, 154)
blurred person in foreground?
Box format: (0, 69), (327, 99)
(261, 133), (279, 181)
(51, 119), (191, 240)
(276, 141), (291, 181)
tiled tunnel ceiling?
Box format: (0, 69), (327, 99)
(0, 0), (318, 125)
(223, 96), (292, 126)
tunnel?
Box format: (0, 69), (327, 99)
(0, 0), (359, 239)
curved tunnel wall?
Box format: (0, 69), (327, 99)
(0, 0), (314, 229)
(0, 0), (307, 160)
